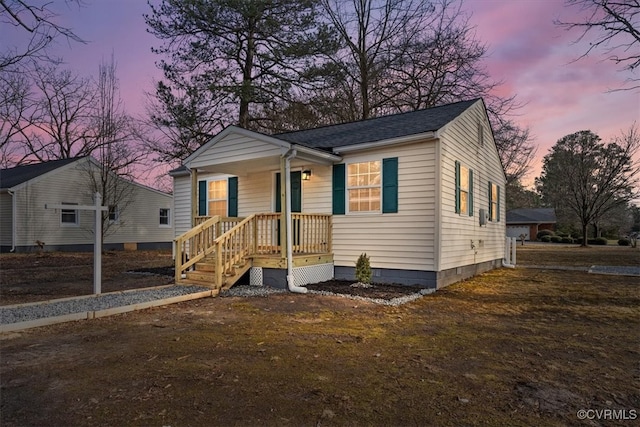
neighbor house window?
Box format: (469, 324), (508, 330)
(61, 203), (79, 226)
(159, 208), (170, 227)
(108, 205), (119, 224)
(489, 182), (500, 221)
(455, 161), (473, 216)
(208, 179), (228, 217)
(347, 160), (381, 212)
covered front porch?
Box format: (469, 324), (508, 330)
(174, 212), (333, 291)
(172, 126), (340, 293)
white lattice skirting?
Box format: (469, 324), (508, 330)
(249, 264), (334, 287)
(249, 267), (264, 287)
(292, 263), (334, 287)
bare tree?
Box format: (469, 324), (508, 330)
(319, 0), (436, 120)
(316, 0), (537, 187)
(83, 56), (139, 241)
(557, 0), (640, 90)
(16, 64), (96, 162)
(0, 70), (32, 166)
(0, 0), (83, 70)
(537, 125), (640, 246)
(493, 119), (537, 186)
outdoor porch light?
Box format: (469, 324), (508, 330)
(302, 170), (312, 181)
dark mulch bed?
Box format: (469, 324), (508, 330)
(306, 280), (426, 299)
(128, 266), (175, 276)
(129, 268), (425, 300)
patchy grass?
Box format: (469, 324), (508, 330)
(517, 244), (640, 267)
(0, 247), (639, 426)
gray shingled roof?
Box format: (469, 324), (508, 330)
(0, 157), (82, 190)
(275, 99), (479, 149)
(506, 208), (557, 224)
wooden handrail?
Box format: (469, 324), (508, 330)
(175, 212), (332, 286)
(174, 215), (243, 283)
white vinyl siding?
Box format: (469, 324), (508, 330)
(189, 133), (283, 170)
(438, 100), (506, 271)
(11, 158), (173, 247)
(332, 142), (437, 271)
(173, 175), (192, 237)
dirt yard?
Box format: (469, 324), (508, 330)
(1, 245), (639, 426)
(0, 250), (175, 305)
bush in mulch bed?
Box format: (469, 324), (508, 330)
(306, 279), (426, 300)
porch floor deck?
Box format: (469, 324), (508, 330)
(251, 252), (333, 269)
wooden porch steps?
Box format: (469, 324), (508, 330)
(183, 255), (251, 290)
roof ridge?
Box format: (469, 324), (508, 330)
(275, 98), (480, 137)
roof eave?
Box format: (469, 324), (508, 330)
(332, 131), (437, 154)
(293, 144), (342, 164)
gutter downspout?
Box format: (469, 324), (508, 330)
(502, 236), (516, 269)
(284, 149), (308, 294)
(8, 190), (16, 252)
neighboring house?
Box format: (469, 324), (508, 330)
(506, 208), (557, 241)
(0, 157), (174, 252)
(171, 98), (506, 292)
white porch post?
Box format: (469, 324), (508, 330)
(283, 150), (308, 294)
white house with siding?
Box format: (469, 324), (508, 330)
(170, 99), (506, 291)
(0, 157), (174, 252)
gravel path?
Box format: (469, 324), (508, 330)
(588, 265), (640, 276)
(519, 265), (640, 276)
(222, 285), (434, 306)
(0, 285), (209, 325)
(1, 283), (436, 327)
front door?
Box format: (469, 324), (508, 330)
(275, 171), (302, 246)
(275, 171), (302, 213)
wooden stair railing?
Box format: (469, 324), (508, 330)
(174, 215), (243, 284)
(213, 214), (257, 289)
(175, 213), (332, 290)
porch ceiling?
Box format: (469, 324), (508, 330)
(193, 156), (320, 176)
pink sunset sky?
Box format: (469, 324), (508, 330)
(4, 0), (639, 188)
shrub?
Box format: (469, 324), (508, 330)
(618, 238), (630, 246)
(540, 235), (552, 243)
(537, 230), (555, 240)
(550, 236), (563, 243)
(561, 237), (573, 244)
(590, 237), (608, 245)
(556, 232), (568, 238)
(355, 253), (371, 284)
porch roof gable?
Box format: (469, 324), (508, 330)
(183, 126), (341, 171)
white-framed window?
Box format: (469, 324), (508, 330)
(489, 182), (500, 222)
(455, 161), (473, 216)
(108, 205), (119, 224)
(208, 179), (228, 217)
(159, 208), (171, 227)
(347, 160), (382, 212)
(60, 203), (79, 226)
(459, 165), (470, 215)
